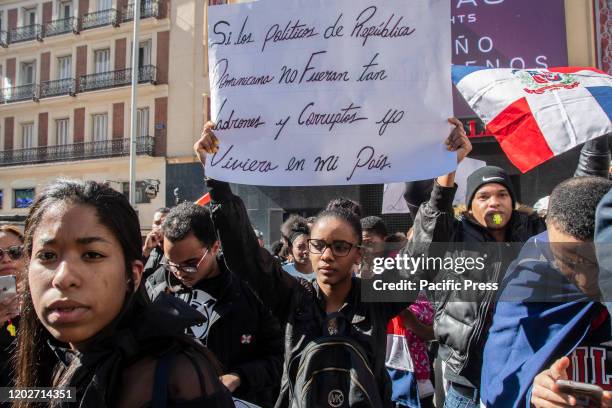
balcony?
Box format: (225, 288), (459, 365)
(0, 31), (7, 47)
(81, 9), (119, 30)
(8, 24), (43, 44)
(122, 0), (159, 21)
(44, 17), (79, 37)
(39, 78), (76, 99)
(79, 65), (157, 92)
(2, 84), (38, 103)
(0, 136), (155, 166)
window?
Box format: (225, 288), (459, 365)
(94, 49), (110, 74)
(97, 0), (111, 11)
(20, 62), (36, 85)
(122, 181), (152, 204)
(24, 7), (36, 25)
(137, 107), (149, 137)
(14, 188), (34, 209)
(3, 67), (11, 89)
(92, 113), (108, 141)
(21, 123), (34, 149)
(139, 40), (151, 67)
(130, 39), (151, 68)
(57, 55), (72, 79)
(56, 118), (69, 145)
(59, 0), (72, 19)
(0, 191), (3, 210)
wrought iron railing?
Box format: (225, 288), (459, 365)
(39, 78), (76, 99)
(81, 9), (119, 30)
(0, 136), (155, 166)
(79, 65), (157, 92)
(0, 31), (7, 47)
(122, 0), (159, 21)
(3, 84), (37, 103)
(44, 17), (78, 37)
(8, 24), (43, 43)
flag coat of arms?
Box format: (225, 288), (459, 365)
(452, 66), (612, 172)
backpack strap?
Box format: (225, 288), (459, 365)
(152, 352), (172, 408)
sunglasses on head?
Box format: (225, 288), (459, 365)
(0, 246), (23, 261)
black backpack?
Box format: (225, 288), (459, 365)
(287, 313), (384, 408)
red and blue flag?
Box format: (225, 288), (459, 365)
(453, 66), (612, 172)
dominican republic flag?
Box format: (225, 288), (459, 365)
(452, 66), (612, 173)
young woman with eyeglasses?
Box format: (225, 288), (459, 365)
(194, 122), (433, 407)
(0, 225), (25, 392)
(13, 179), (234, 408)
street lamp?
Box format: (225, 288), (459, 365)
(128, 0), (142, 207)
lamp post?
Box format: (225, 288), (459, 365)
(128, 0), (141, 206)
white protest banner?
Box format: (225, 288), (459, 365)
(207, 0), (453, 186)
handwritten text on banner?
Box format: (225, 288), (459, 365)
(207, 0), (453, 186)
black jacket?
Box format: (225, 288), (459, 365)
(146, 259), (284, 408)
(206, 178), (411, 407)
(50, 289), (234, 408)
(404, 181), (546, 388)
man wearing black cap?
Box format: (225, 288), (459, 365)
(404, 118), (547, 408)
(462, 165), (517, 241)
(403, 127), (611, 408)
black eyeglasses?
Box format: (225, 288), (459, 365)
(0, 246), (23, 261)
(307, 239), (358, 257)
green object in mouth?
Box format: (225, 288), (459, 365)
(493, 214), (503, 225)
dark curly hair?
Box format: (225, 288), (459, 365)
(548, 176), (612, 241)
(163, 202), (217, 247)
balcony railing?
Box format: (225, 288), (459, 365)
(79, 65), (157, 92)
(3, 84), (38, 103)
(44, 17), (78, 37)
(0, 31), (7, 47)
(8, 24), (43, 44)
(39, 78), (76, 99)
(81, 9), (119, 30)
(122, 0), (159, 21)
(0, 136), (155, 166)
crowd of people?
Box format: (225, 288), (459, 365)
(0, 119), (610, 408)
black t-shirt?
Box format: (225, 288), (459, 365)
(174, 267), (230, 345)
(566, 304), (612, 391)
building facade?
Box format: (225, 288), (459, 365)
(0, 0), (174, 230)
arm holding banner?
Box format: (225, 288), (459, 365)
(195, 122), (297, 322)
(408, 118), (472, 242)
(404, 119), (471, 258)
